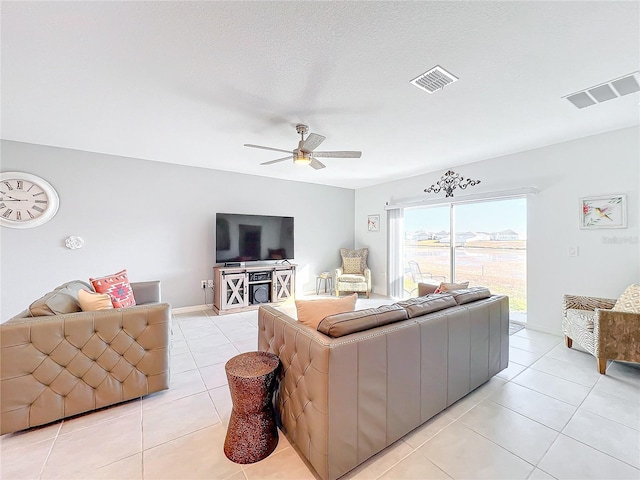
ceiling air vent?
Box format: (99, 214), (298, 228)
(410, 65), (459, 94)
(563, 71), (640, 109)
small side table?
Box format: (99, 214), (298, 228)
(223, 351), (280, 464)
(316, 272), (333, 295)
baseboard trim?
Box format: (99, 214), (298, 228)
(523, 321), (563, 336)
(172, 304), (211, 314)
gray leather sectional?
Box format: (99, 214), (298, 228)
(258, 288), (509, 480)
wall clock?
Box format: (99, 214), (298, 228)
(0, 172), (60, 228)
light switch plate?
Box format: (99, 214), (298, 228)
(568, 246), (579, 257)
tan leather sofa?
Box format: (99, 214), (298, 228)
(1, 280), (171, 435)
(258, 288), (509, 480)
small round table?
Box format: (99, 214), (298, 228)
(316, 272), (333, 295)
(223, 351), (280, 464)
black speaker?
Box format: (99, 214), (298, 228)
(250, 284), (270, 304)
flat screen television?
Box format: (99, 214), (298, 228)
(216, 213), (294, 263)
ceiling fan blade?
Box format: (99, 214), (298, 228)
(260, 156), (292, 165)
(244, 144), (293, 154)
(309, 158), (326, 170)
(313, 150), (362, 158)
(300, 133), (326, 153)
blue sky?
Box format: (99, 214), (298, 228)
(404, 198), (527, 234)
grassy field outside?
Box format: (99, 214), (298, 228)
(404, 240), (527, 312)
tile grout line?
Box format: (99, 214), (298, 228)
(555, 371), (640, 471)
(140, 395), (145, 480)
(373, 334), (558, 479)
(518, 347), (640, 473)
(455, 343), (568, 478)
(463, 343), (565, 475)
(36, 422), (62, 480)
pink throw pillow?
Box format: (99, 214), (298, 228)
(90, 269), (136, 308)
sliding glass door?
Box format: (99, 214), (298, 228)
(402, 197), (527, 320)
(403, 206), (450, 296)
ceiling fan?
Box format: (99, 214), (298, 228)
(244, 124), (362, 170)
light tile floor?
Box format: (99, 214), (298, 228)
(2, 296), (639, 480)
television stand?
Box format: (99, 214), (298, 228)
(213, 264), (296, 315)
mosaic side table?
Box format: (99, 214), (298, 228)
(223, 351), (280, 464)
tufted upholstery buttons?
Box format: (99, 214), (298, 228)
(1, 303), (171, 434)
(257, 297), (510, 480)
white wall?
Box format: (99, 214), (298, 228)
(355, 127), (640, 334)
(1, 141), (355, 320)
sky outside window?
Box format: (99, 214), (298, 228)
(405, 198), (527, 237)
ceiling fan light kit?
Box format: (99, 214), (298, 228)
(294, 154), (311, 165)
(244, 124), (362, 170)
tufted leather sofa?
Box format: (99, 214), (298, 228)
(1, 281), (171, 435)
(258, 292), (509, 480)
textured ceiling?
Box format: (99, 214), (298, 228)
(2, 1), (639, 189)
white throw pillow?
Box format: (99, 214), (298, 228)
(613, 284), (640, 313)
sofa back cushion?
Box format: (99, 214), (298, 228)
(396, 294), (457, 318)
(448, 287), (492, 305)
(28, 280), (93, 317)
(296, 293), (358, 329)
(317, 304), (408, 337)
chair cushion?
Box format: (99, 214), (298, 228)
(340, 248), (368, 274)
(566, 309), (595, 332)
(317, 304), (408, 338)
(295, 293), (358, 329)
(336, 273), (366, 283)
(613, 284), (640, 313)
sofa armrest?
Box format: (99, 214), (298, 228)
(364, 267), (371, 290)
(594, 309), (640, 361)
(562, 294), (616, 317)
(131, 280), (161, 304)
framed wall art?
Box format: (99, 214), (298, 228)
(580, 194), (627, 229)
(367, 214), (380, 232)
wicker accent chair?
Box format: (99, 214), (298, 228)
(562, 293), (640, 374)
(334, 248), (371, 298)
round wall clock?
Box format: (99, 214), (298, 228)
(0, 172), (60, 229)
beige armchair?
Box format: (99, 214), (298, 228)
(334, 247), (371, 298)
(562, 287), (640, 374)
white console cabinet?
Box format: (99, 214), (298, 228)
(213, 264), (296, 315)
